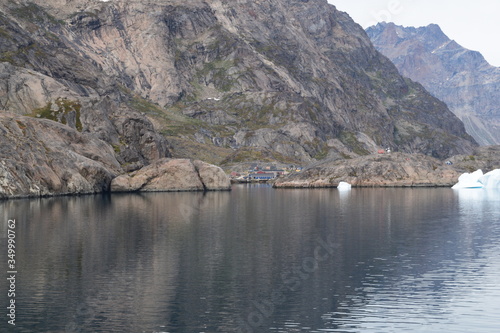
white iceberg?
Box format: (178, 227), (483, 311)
(452, 169), (500, 189)
(337, 182), (352, 190)
(452, 170), (484, 189)
(480, 169), (500, 189)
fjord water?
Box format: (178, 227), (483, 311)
(1, 186), (499, 333)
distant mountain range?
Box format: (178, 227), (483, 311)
(367, 22), (500, 146)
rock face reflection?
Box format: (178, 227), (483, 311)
(1, 186), (499, 332)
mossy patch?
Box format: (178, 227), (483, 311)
(313, 148), (329, 160)
(11, 3), (63, 26)
(220, 147), (299, 165)
(126, 92), (202, 137)
(306, 138), (329, 160)
(339, 131), (370, 156)
(204, 94), (286, 131)
(0, 27), (10, 38)
(192, 59), (238, 93)
(339, 152), (353, 160)
(29, 98), (83, 131)
(0, 50), (16, 64)
(0, 43), (48, 66)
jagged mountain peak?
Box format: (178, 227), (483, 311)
(367, 22), (451, 55)
(367, 22), (500, 145)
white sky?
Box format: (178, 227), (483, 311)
(328, 0), (500, 66)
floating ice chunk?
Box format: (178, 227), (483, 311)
(480, 169), (500, 189)
(452, 169), (500, 189)
(452, 170), (484, 189)
(338, 182), (352, 190)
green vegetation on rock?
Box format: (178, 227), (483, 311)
(220, 147), (300, 166)
(339, 131), (370, 156)
(11, 3), (63, 26)
(29, 98), (83, 131)
(128, 94), (201, 137)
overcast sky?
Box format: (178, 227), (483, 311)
(329, 0), (500, 66)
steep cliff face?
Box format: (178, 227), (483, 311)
(0, 0), (172, 198)
(10, 0), (475, 164)
(0, 1), (170, 169)
(367, 22), (500, 146)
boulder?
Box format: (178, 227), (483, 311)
(193, 160), (232, 191)
(111, 158), (231, 192)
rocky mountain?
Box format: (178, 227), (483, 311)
(367, 22), (500, 146)
(0, 1), (478, 197)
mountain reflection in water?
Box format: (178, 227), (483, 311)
(0, 186), (499, 332)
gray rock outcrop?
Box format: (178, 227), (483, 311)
(0, 113), (121, 199)
(111, 158), (231, 192)
(448, 145), (500, 173)
(0, 111), (231, 198)
(274, 153), (463, 188)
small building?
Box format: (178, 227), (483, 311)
(249, 172), (277, 180)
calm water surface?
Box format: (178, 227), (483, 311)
(1, 186), (499, 332)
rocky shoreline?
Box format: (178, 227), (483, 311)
(0, 113), (231, 200)
(2, 146), (498, 199)
(274, 147), (500, 189)
(0, 158), (231, 200)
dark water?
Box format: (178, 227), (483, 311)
(1, 186), (499, 333)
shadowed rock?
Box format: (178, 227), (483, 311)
(0, 113), (121, 199)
